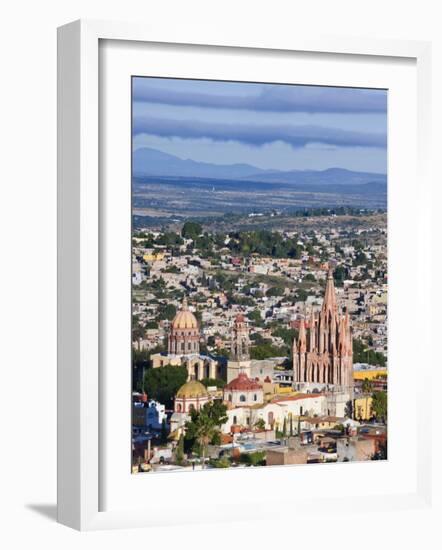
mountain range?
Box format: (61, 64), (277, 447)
(133, 147), (387, 187)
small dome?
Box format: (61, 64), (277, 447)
(171, 298), (198, 330)
(225, 372), (262, 391)
(176, 379), (208, 399)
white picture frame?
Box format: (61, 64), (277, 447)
(57, 19), (433, 531)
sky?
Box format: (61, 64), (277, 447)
(132, 77), (387, 174)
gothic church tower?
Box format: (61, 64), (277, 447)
(292, 269), (353, 395)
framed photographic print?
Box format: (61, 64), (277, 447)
(57, 20), (433, 531)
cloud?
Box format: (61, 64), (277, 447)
(132, 116), (386, 148)
(132, 82), (387, 114)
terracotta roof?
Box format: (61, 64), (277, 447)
(271, 393), (323, 403)
(225, 372), (262, 391)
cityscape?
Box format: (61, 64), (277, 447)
(131, 77), (388, 473)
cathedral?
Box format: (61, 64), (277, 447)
(151, 297), (220, 380)
(292, 269), (353, 395)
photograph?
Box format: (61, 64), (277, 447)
(130, 76), (388, 473)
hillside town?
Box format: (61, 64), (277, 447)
(131, 212), (388, 473)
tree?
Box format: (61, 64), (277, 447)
(282, 417), (287, 437)
(289, 415), (294, 436)
(254, 418), (265, 430)
(143, 365), (188, 408)
(266, 286), (284, 297)
(200, 377), (226, 389)
(184, 401), (228, 468)
(250, 342), (287, 360)
(362, 378), (374, 394)
(160, 418), (168, 444)
(175, 433), (185, 465)
(181, 221), (202, 240)
(248, 308), (264, 326)
(295, 288), (308, 302)
(239, 451), (266, 466)
(156, 303), (177, 321)
(371, 391), (387, 422)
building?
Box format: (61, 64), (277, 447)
(170, 379), (210, 433)
(293, 269), (353, 395)
(151, 297), (220, 381)
(266, 438), (308, 466)
(132, 397), (166, 431)
(227, 313), (252, 382)
(223, 371), (264, 407)
(168, 297), (200, 355)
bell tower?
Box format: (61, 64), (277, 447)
(227, 313), (252, 382)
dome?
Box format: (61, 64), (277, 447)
(176, 379), (209, 399)
(171, 298), (198, 330)
(225, 372), (262, 391)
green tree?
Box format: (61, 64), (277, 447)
(184, 401), (228, 468)
(175, 433), (185, 465)
(295, 288), (308, 302)
(156, 303), (177, 321)
(181, 221), (203, 240)
(254, 418), (266, 430)
(160, 418), (168, 444)
(143, 365), (188, 408)
(248, 308), (264, 326)
(239, 451), (266, 466)
(250, 342), (287, 360)
(362, 378), (374, 394)
(371, 391), (388, 421)
(266, 286), (284, 297)
(200, 377), (226, 389)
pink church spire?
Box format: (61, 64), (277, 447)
(298, 317), (307, 353)
(322, 268), (338, 316)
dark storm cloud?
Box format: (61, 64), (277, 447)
(132, 116), (386, 148)
(132, 83), (387, 114)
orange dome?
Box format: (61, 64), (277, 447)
(171, 298), (198, 330)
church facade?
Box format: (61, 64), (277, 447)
(151, 298), (220, 381)
(292, 269), (353, 395)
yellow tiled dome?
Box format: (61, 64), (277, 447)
(171, 298), (198, 329)
(176, 379), (208, 399)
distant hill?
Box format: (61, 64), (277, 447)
(133, 147), (261, 180)
(133, 147), (387, 187)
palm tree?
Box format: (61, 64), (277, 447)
(185, 401), (228, 469)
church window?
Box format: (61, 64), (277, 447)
(239, 394), (246, 402)
(253, 394), (257, 401)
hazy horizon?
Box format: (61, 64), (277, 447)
(132, 77), (387, 174)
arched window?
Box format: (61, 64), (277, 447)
(188, 404), (195, 413)
(239, 394), (246, 402)
(253, 394), (257, 401)
(233, 415), (237, 424)
(177, 403), (182, 412)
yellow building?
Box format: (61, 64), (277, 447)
(143, 252), (165, 262)
(353, 369), (387, 381)
(353, 395), (373, 421)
